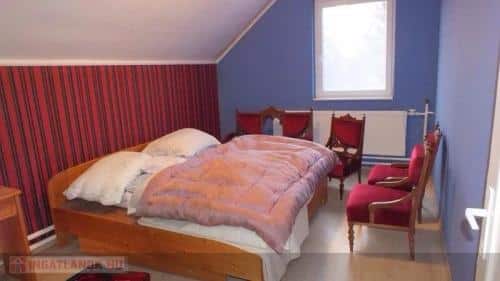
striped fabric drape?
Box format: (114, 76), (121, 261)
(0, 65), (220, 234)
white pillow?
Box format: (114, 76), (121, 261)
(63, 152), (152, 205)
(143, 128), (220, 157)
(141, 156), (186, 174)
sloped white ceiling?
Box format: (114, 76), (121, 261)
(0, 0), (271, 64)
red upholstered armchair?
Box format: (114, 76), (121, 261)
(326, 114), (366, 199)
(281, 109), (313, 141)
(346, 142), (434, 260)
(367, 126), (441, 222)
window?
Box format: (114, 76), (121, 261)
(315, 0), (395, 100)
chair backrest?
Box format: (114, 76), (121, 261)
(407, 144), (425, 185)
(236, 111), (262, 135)
(425, 126), (442, 170)
(328, 113), (366, 156)
(236, 106), (315, 140)
(409, 141), (434, 227)
(281, 109), (313, 141)
(260, 106), (284, 121)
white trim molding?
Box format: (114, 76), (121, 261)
(0, 59), (216, 66)
(27, 225), (55, 241)
(216, 0), (278, 63)
(30, 235), (56, 252)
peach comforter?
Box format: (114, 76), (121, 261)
(136, 135), (335, 252)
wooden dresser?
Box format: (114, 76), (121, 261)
(0, 187), (36, 281)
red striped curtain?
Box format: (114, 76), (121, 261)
(0, 65), (220, 233)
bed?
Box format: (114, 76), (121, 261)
(48, 137), (331, 281)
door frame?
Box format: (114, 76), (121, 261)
(474, 52), (500, 281)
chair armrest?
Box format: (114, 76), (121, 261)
(385, 176), (406, 181)
(368, 192), (414, 223)
(390, 162), (409, 169)
(375, 177), (411, 189)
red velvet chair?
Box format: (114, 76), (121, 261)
(326, 114), (366, 200)
(346, 142), (434, 260)
(367, 125), (441, 186)
(367, 126), (441, 222)
(281, 109), (313, 141)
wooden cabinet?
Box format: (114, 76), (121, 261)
(0, 187), (36, 281)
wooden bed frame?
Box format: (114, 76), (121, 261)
(48, 143), (328, 281)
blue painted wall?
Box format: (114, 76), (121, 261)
(433, 0), (499, 280)
(218, 0), (441, 155)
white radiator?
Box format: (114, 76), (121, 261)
(313, 110), (407, 157)
(274, 110), (408, 159)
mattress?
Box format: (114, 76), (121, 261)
(138, 204), (310, 281)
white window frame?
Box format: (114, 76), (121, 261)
(314, 0), (396, 100)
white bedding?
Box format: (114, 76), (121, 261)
(107, 151), (310, 281)
(138, 205), (310, 281)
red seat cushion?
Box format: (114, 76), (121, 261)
(367, 165), (409, 184)
(328, 155), (361, 178)
(329, 161), (345, 177)
(346, 184), (412, 227)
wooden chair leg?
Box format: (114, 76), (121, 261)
(418, 206), (423, 224)
(348, 223), (354, 253)
(339, 178), (345, 200)
(408, 231), (415, 260)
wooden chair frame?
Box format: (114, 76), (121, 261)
(259, 105), (285, 121)
(348, 141), (435, 260)
(48, 143), (329, 281)
(326, 113), (366, 199)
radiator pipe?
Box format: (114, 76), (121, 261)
(408, 98), (434, 139)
